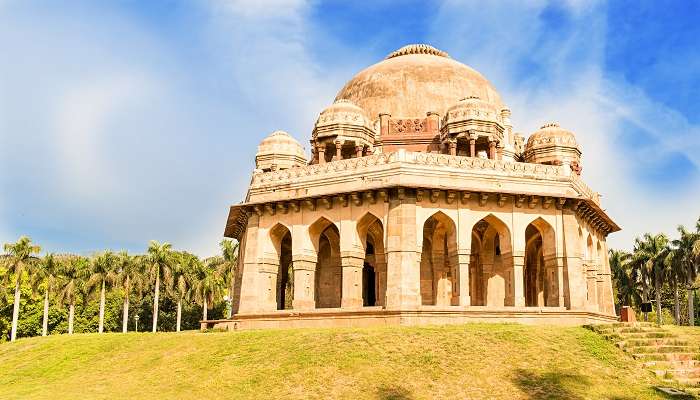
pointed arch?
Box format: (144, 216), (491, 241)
(356, 212), (386, 306)
(524, 217), (558, 307)
(420, 210), (458, 306)
(309, 217), (341, 309)
(269, 223), (292, 310)
(309, 216), (337, 252)
(471, 213), (514, 307)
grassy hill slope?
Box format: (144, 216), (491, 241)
(0, 324), (679, 399)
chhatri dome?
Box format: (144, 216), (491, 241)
(335, 44), (504, 120)
(218, 44), (620, 332)
(254, 130), (306, 172)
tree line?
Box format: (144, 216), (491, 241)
(1, 237), (238, 342)
(610, 218), (700, 325)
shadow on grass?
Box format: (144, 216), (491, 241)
(512, 369), (589, 400)
(376, 384), (413, 400)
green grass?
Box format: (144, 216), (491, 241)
(0, 324), (677, 399)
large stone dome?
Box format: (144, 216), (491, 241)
(334, 44), (504, 121)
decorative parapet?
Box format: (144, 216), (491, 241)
(252, 150), (576, 187)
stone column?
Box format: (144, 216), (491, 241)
(448, 139), (457, 156)
(258, 259), (279, 311)
(291, 255), (316, 310)
(238, 214), (261, 314)
(469, 137), (476, 157)
(317, 144), (326, 164)
(488, 139), (497, 160)
(335, 140), (342, 161)
(457, 250), (471, 306)
(586, 261), (599, 311)
(379, 113), (391, 138)
(385, 191), (421, 309)
(561, 209), (587, 310)
(355, 144), (363, 158)
(512, 252), (526, 307)
(341, 252), (364, 308)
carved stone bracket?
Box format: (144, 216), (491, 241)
(479, 193), (489, 207)
(303, 199), (316, 211)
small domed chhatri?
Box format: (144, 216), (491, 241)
(218, 44), (619, 331)
(311, 99), (375, 163)
(525, 123), (582, 174)
(255, 130), (307, 172)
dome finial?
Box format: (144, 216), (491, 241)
(386, 44), (449, 59)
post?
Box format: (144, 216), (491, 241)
(335, 140), (342, 161)
(513, 253), (525, 307)
(318, 144), (326, 164)
(458, 250), (471, 306)
(292, 255), (316, 310)
(341, 252), (364, 308)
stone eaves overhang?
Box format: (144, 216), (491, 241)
(224, 151), (620, 240)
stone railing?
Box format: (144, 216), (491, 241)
(250, 150), (599, 204)
(253, 150), (580, 184)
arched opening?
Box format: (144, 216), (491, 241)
(270, 224), (293, 310)
(524, 218), (558, 307)
(470, 215), (513, 307)
(586, 234), (594, 303)
(310, 218), (342, 309)
(362, 261), (376, 306)
(357, 213), (386, 307)
(420, 212), (458, 306)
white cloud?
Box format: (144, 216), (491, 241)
(429, 1), (700, 250)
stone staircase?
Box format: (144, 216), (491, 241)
(587, 323), (700, 394)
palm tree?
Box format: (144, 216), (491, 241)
(145, 241), (174, 332)
(113, 252), (145, 333)
(220, 240), (238, 318)
(207, 240), (239, 318)
(30, 253), (61, 336)
(87, 251), (118, 333)
(632, 233), (669, 324)
(2, 236), (41, 341)
(609, 249), (639, 308)
(170, 252), (198, 332)
(56, 255), (89, 334)
(190, 262), (225, 322)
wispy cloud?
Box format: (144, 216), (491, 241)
(429, 0), (700, 248)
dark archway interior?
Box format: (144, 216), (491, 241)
(276, 232), (292, 310)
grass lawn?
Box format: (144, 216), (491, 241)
(0, 323), (676, 399)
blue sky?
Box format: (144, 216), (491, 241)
(1, 0), (699, 256)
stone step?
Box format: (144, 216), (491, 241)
(643, 360), (700, 369)
(619, 338), (690, 347)
(618, 331), (675, 339)
(673, 377), (700, 387)
(626, 345), (697, 354)
(633, 353), (700, 362)
(653, 369), (700, 379)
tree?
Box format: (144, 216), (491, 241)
(190, 262), (225, 322)
(609, 249), (639, 308)
(30, 253), (61, 337)
(56, 255), (89, 334)
(87, 251), (118, 333)
(145, 241), (174, 332)
(170, 252), (198, 332)
(220, 240), (238, 318)
(113, 252), (145, 333)
(2, 236), (41, 341)
(632, 233), (669, 324)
